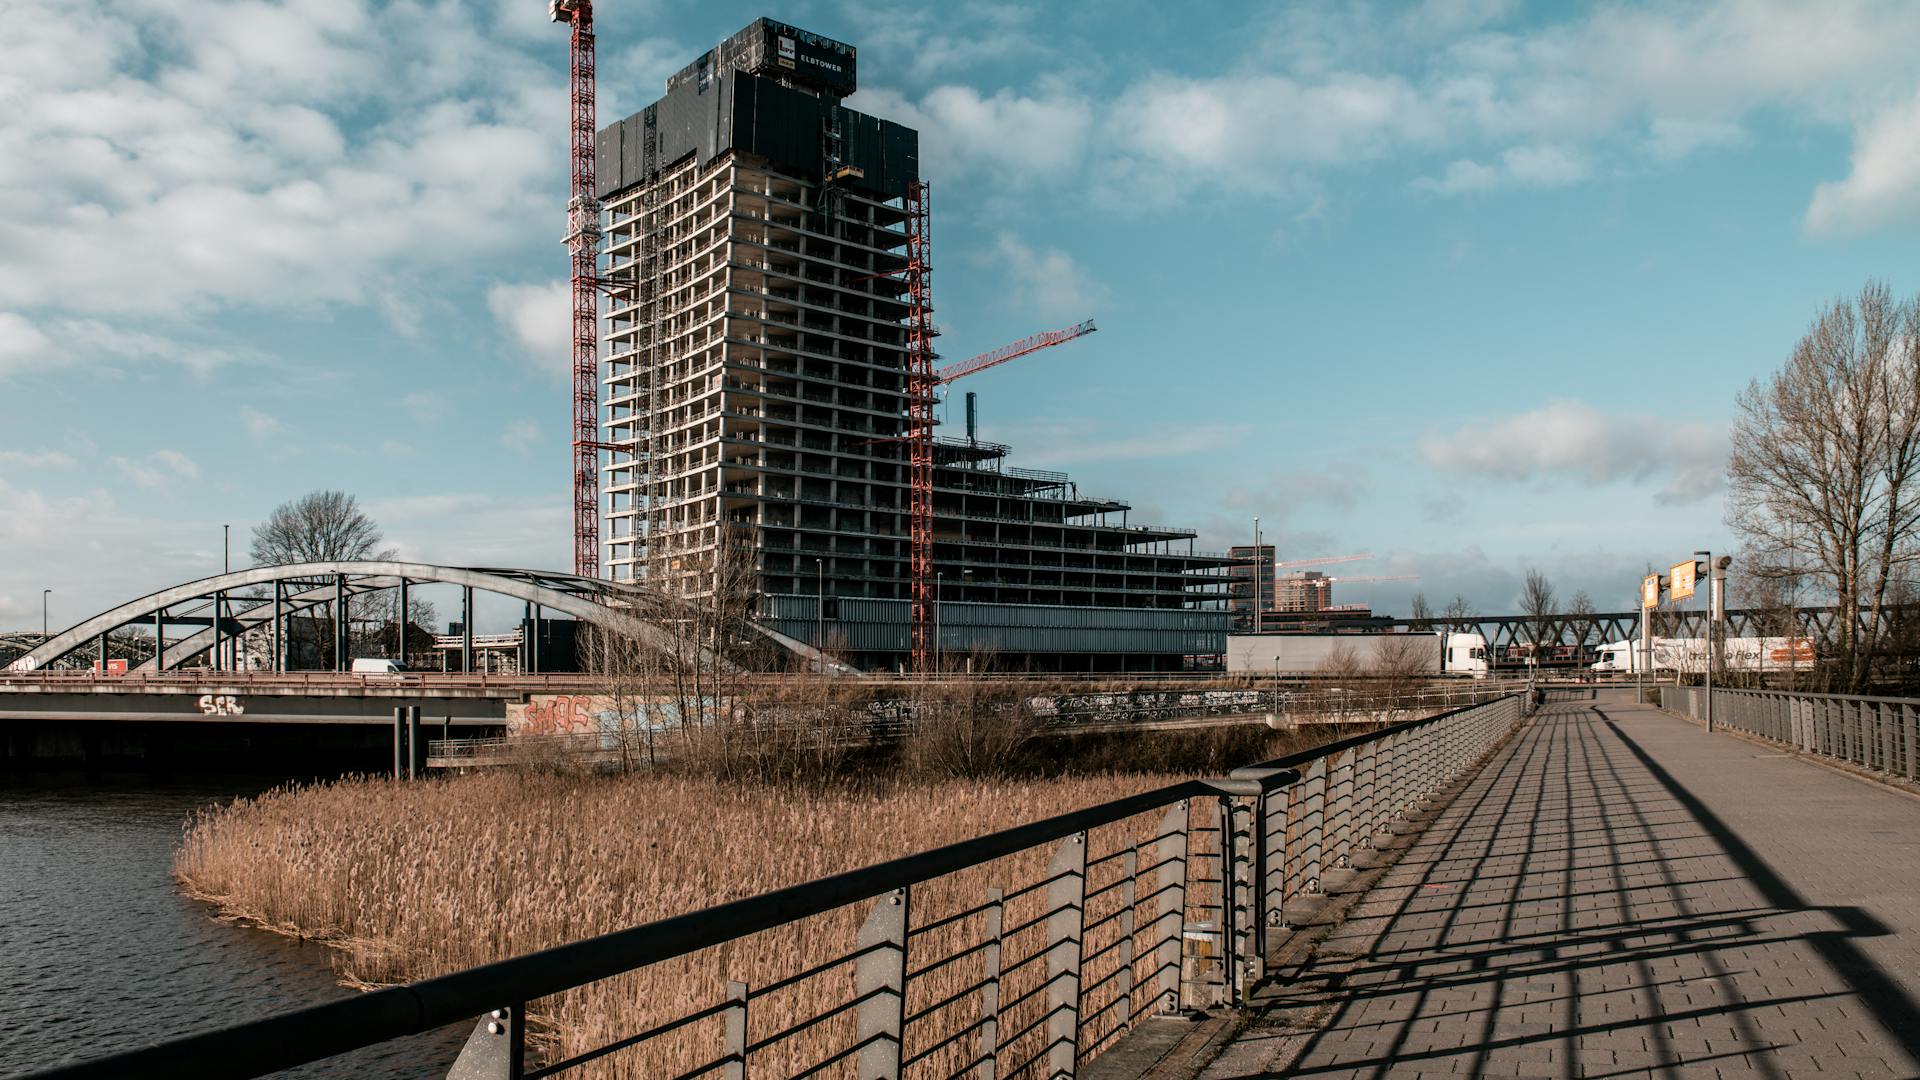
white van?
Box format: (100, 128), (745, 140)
(351, 658), (406, 675)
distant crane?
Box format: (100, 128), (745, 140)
(1324, 574), (1420, 585)
(901, 313), (1097, 673)
(551, 0), (602, 577)
(1276, 552), (1372, 570)
(894, 201), (1095, 673)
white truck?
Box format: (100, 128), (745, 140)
(1592, 637), (1814, 674)
(1226, 631), (1490, 678)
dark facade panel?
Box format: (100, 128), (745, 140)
(667, 18), (857, 99)
(595, 117), (622, 194)
(598, 71), (917, 201)
(619, 111), (645, 190)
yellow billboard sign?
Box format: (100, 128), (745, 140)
(1670, 560), (1697, 601)
(1641, 574), (1660, 609)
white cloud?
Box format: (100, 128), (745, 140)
(107, 449), (201, 490)
(1421, 399), (1725, 503)
(0, 313), (56, 375)
(403, 391), (446, 425)
(843, 3), (1045, 80)
(997, 420), (1250, 468)
(988, 233), (1105, 318)
(860, 85), (1092, 183)
(859, 2), (1920, 218)
(365, 491), (569, 568)
(500, 419), (540, 453)
(0, 0), (588, 379)
(487, 280), (571, 373)
(240, 406), (281, 440)
(1415, 144), (1589, 194)
(0, 449), (78, 469)
(1806, 92), (1920, 235)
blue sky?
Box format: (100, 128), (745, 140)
(4, 0), (1920, 631)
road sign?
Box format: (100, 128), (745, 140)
(1670, 559), (1697, 601)
(1642, 574), (1660, 609)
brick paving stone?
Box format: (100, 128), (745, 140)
(1194, 691), (1920, 1079)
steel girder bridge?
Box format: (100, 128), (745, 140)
(1400, 605), (1904, 650)
(7, 561), (846, 675)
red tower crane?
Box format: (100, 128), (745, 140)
(553, 0), (601, 577)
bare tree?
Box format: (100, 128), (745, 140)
(1566, 589), (1598, 648)
(1727, 280), (1920, 690)
(1440, 594), (1476, 629)
(1520, 569), (1557, 644)
(247, 490), (433, 666)
(251, 490), (390, 564)
(1408, 592), (1432, 622)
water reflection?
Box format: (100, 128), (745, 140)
(0, 777), (465, 1078)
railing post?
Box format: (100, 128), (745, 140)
(1302, 757), (1326, 894)
(1116, 848), (1137, 1035)
(856, 887), (910, 1080)
(446, 1002), (525, 1080)
(977, 888), (1003, 1080)
(1224, 797), (1255, 997)
(1328, 749), (1354, 872)
(1253, 778), (1288, 941)
(1356, 738), (1378, 848)
(1045, 831), (1087, 1079)
(1906, 703), (1917, 781)
(723, 981), (748, 1080)
(1153, 801), (1188, 1015)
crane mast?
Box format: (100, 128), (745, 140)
(904, 181), (936, 672)
(554, 0), (601, 577)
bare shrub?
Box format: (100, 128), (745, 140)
(902, 660), (1036, 778)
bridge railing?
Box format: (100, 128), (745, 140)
(21, 695), (1528, 1080)
(1671, 687), (1919, 782)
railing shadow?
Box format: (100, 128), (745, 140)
(1225, 697), (1920, 1079)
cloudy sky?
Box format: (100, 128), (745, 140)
(4, 0), (1919, 631)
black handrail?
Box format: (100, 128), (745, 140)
(14, 694), (1521, 1080)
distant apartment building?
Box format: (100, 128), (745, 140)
(1277, 570), (1335, 612)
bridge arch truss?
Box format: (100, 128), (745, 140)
(9, 561), (845, 674)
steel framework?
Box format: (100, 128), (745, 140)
(6, 562), (850, 675)
(1399, 605), (1914, 651)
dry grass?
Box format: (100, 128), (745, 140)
(175, 771), (1219, 1077)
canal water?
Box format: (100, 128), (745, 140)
(0, 778), (468, 1078)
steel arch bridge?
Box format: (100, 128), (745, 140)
(8, 561), (847, 675)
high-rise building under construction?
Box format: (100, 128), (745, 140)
(593, 19), (1228, 670)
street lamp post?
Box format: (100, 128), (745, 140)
(42, 588), (51, 641)
(222, 524), (231, 670)
(815, 558), (824, 677)
(1252, 517), (1262, 636)
(935, 572), (944, 674)
(1695, 549), (1713, 733)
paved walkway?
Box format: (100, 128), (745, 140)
(1203, 691), (1920, 1080)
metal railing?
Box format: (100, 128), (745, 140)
(1671, 686), (1919, 781)
(19, 695), (1527, 1080)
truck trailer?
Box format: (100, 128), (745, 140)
(1227, 632), (1490, 677)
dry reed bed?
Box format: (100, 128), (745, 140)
(175, 772), (1215, 1077)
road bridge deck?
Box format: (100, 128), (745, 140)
(1199, 690), (1920, 1080)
